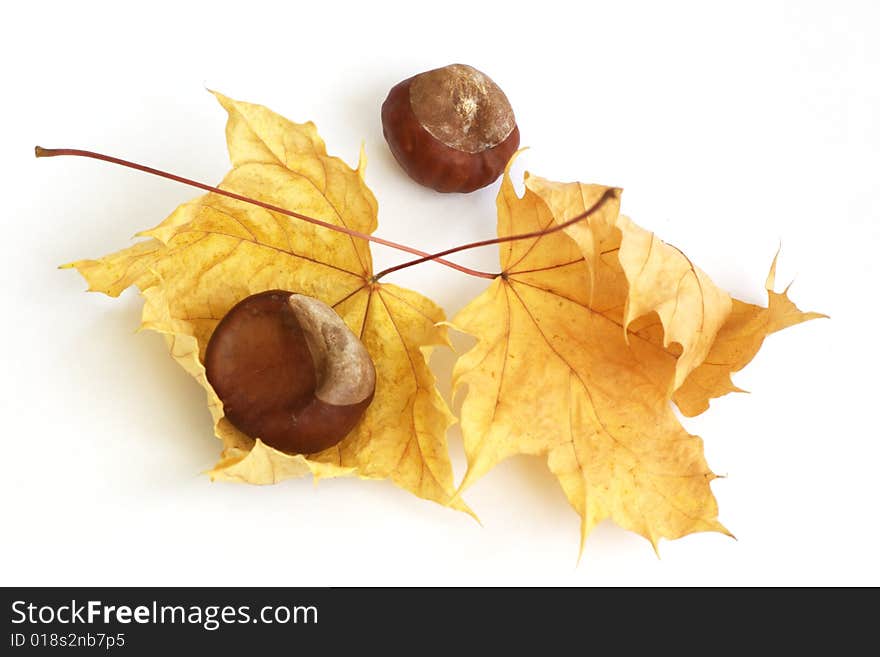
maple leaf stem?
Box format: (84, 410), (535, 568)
(372, 188), (620, 281)
(35, 147), (617, 284)
(34, 146), (495, 280)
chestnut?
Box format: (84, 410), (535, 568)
(381, 63), (520, 193)
(204, 290), (376, 455)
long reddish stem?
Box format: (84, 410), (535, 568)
(372, 188), (619, 280)
(35, 146), (495, 280)
(35, 146), (617, 283)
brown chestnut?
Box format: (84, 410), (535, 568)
(205, 290), (376, 454)
(381, 63), (520, 193)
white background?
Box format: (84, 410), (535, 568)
(2, 1), (877, 586)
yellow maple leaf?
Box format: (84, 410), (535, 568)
(453, 163), (822, 552)
(64, 92), (465, 511)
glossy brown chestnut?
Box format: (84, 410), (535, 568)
(204, 290), (376, 455)
(381, 63), (520, 193)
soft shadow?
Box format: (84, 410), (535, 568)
(57, 290), (219, 469)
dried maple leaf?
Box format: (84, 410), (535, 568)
(65, 92), (465, 511)
(452, 163), (822, 551)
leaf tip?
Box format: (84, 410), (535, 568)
(766, 247), (782, 291)
(504, 148), (528, 176)
(576, 529), (588, 566)
(447, 485), (480, 523)
(460, 502), (482, 525)
(209, 89), (235, 114)
(357, 141), (368, 179)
